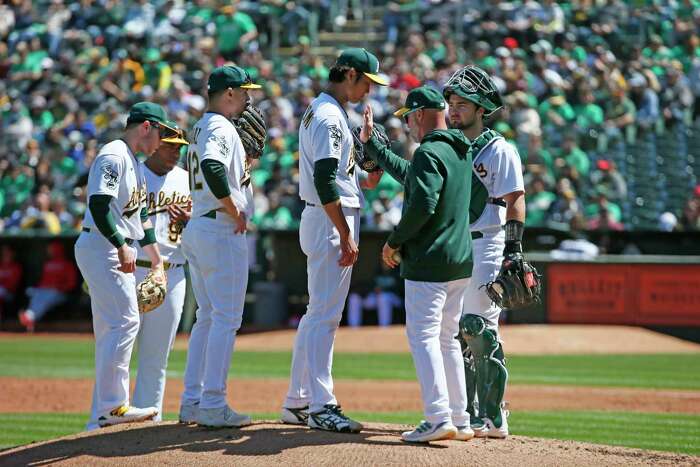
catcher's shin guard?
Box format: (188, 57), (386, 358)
(459, 314), (508, 427)
(459, 335), (479, 420)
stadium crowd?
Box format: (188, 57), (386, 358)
(1, 0), (700, 235)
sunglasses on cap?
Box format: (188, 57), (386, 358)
(149, 121), (179, 139)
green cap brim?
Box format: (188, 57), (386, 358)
(364, 72), (389, 86)
(240, 83), (262, 89)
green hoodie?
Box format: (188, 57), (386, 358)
(365, 129), (473, 282)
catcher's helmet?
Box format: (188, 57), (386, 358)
(443, 65), (503, 116)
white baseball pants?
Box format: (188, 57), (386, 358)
(285, 205), (359, 413)
(462, 231), (505, 327)
(75, 230), (140, 431)
(180, 217), (248, 410)
(132, 264), (186, 421)
(405, 277), (470, 427)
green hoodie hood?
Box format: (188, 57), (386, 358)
(422, 129), (471, 155)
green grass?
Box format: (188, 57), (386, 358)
(1, 338), (699, 389)
(1, 411), (699, 456)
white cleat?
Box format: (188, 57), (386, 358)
(455, 424), (475, 441)
(401, 421), (457, 443)
(483, 406), (510, 439)
(196, 406), (252, 428)
(471, 417), (489, 438)
(179, 402), (199, 424)
(98, 405), (158, 427)
(281, 406), (309, 425)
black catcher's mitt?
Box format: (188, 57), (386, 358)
(352, 123), (391, 173)
(234, 104), (267, 159)
(484, 253), (541, 309)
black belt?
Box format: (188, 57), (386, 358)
(472, 231), (483, 240)
(489, 197), (507, 207)
(82, 227), (134, 246)
(135, 259), (183, 270)
(203, 209), (218, 219)
(305, 202), (317, 207)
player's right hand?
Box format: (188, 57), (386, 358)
(339, 232), (359, 267)
(233, 211), (248, 234)
(360, 104), (374, 143)
(118, 244), (136, 273)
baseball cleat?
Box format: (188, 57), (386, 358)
(471, 416), (489, 438)
(308, 404), (362, 433)
(483, 405), (510, 439)
(280, 406), (309, 425)
(179, 402), (199, 424)
(455, 424), (475, 441)
(401, 420), (457, 443)
(196, 406), (251, 428)
(98, 405), (158, 427)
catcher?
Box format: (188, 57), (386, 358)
(443, 65), (540, 439)
(131, 120), (191, 422)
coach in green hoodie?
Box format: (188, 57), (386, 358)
(359, 86), (475, 443)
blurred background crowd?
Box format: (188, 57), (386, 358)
(1, 0), (700, 237)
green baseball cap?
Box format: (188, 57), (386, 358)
(160, 120), (189, 145)
(335, 48), (388, 86)
(127, 102), (169, 126)
(208, 65), (261, 93)
(394, 86), (446, 118)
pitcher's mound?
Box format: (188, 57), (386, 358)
(1, 421), (697, 466)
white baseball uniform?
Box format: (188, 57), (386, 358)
(181, 112), (252, 410)
(285, 92), (362, 413)
(131, 164), (190, 420)
(75, 139), (147, 430)
(463, 134), (524, 327)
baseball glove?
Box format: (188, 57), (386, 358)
(484, 253), (541, 309)
(234, 104), (267, 159)
(352, 123), (391, 173)
(136, 270), (167, 314)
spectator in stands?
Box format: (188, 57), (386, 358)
(585, 191), (624, 231)
(18, 241), (77, 332)
(589, 160), (627, 203)
(214, 3), (258, 62)
(526, 177), (556, 227)
(555, 133), (590, 177)
(0, 245), (22, 324)
(347, 260), (402, 327)
(681, 197), (700, 231)
(629, 72), (659, 133)
(659, 63), (694, 128)
(604, 85), (636, 146)
(20, 192), (61, 234)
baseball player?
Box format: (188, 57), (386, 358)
(76, 102), (172, 430)
(443, 65), (526, 439)
(178, 65), (259, 428)
(281, 48), (387, 433)
(360, 86), (474, 443)
(131, 121), (191, 421)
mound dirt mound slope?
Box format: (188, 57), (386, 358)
(225, 324), (700, 355)
(1, 421), (697, 467)
(4, 377), (699, 414)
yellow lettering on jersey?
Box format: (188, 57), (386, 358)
(147, 191), (192, 214)
(123, 186), (146, 217)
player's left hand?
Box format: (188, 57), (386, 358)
(168, 204), (191, 223)
(381, 242), (399, 269)
(150, 265), (166, 285)
(360, 104), (374, 143)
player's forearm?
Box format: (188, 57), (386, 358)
(364, 136), (409, 183)
(503, 191), (526, 223)
(314, 158), (340, 204)
(218, 195), (243, 220)
(142, 243), (163, 268)
(322, 200), (352, 239)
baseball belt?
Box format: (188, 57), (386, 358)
(135, 259), (183, 270)
(82, 227), (134, 246)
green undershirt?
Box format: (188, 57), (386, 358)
(201, 159), (231, 199)
(313, 158), (340, 205)
(88, 195), (125, 249)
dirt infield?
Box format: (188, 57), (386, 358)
(4, 377), (699, 415)
(2, 421), (697, 466)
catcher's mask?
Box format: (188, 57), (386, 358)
(443, 65), (503, 116)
